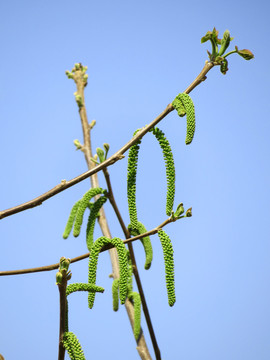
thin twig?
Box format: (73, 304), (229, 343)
(58, 279), (67, 360)
(104, 167), (161, 360)
(0, 61), (215, 220)
(0, 217), (175, 276)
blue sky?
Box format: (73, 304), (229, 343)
(0, 0), (269, 359)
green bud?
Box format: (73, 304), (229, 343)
(56, 271), (63, 285)
(74, 94), (83, 108)
(235, 46), (254, 60)
(218, 30), (232, 56)
(89, 119), (96, 129)
(74, 63), (80, 70)
(103, 143), (110, 159)
(60, 257), (71, 271)
(82, 65), (88, 73)
(96, 147), (105, 163)
(73, 139), (82, 150)
(174, 203), (185, 218)
(65, 70), (74, 79)
(186, 207), (192, 217)
(66, 271), (72, 281)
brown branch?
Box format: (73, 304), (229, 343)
(0, 217), (175, 276)
(56, 258), (71, 360)
(58, 279), (67, 360)
(103, 167), (161, 360)
(0, 61), (215, 221)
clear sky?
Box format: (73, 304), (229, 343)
(0, 0), (269, 359)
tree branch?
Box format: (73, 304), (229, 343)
(0, 61), (214, 220)
(0, 216), (179, 276)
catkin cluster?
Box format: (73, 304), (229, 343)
(157, 229), (176, 306)
(63, 332), (85, 360)
(63, 187), (107, 239)
(172, 93), (196, 145)
(88, 236), (128, 308)
(128, 222), (153, 270)
(150, 127), (175, 216)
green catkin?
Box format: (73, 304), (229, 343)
(63, 332), (85, 360)
(65, 299), (69, 332)
(66, 283), (104, 296)
(127, 129), (142, 230)
(128, 222), (153, 270)
(126, 250), (133, 295)
(88, 236), (128, 308)
(150, 127), (176, 216)
(172, 93), (196, 145)
(63, 200), (81, 239)
(157, 229), (176, 306)
(73, 187), (107, 237)
(112, 278), (120, 311)
(129, 292), (141, 340)
(86, 195), (108, 251)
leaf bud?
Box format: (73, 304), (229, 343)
(56, 271), (63, 285)
(96, 147), (105, 163)
(73, 139), (82, 150)
(235, 46), (254, 60)
(60, 257), (71, 271)
(174, 203), (185, 218)
(103, 143), (110, 159)
(186, 208), (192, 217)
(218, 30), (232, 56)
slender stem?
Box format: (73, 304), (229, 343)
(0, 217), (177, 276)
(58, 279), (67, 360)
(103, 167), (161, 360)
(223, 50), (237, 59)
(0, 62), (215, 221)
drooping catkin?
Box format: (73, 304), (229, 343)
(66, 283), (104, 296)
(112, 278), (119, 311)
(88, 237), (128, 308)
(126, 250), (133, 295)
(63, 332), (86, 360)
(128, 222), (153, 270)
(63, 200), (81, 239)
(129, 292), (141, 340)
(73, 187), (107, 237)
(157, 229), (176, 306)
(86, 195), (108, 251)
(127, 129), (142, 230)
(150, 127), (176, 216)
(172, 93), (196, 145)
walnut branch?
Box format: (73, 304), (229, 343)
(0, 215), (179, 276)
(0, 61), (214, 220)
